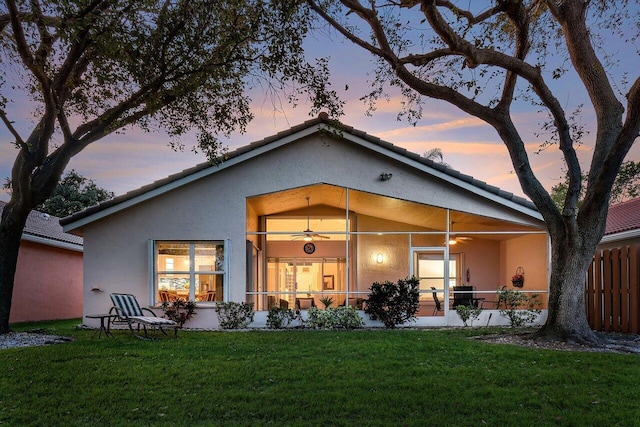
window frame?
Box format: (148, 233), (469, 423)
(152, 240), (227, 305)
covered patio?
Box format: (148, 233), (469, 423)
(246, 183), (548, 326)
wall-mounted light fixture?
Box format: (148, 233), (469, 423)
(379, 173), (393, 181)
(376, 253), (384, 264)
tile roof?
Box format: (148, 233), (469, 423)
(60, 113), (538, 227)
(605, 198), (640, 235)
(0, 201), (83, 247)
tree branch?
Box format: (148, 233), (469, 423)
(554, 1), (624, 192)
(307, 1), (389, 60)
(0, 109), (28, 151)
(30, 0), (55, 69)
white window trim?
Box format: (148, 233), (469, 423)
(151, 240), (227, 305)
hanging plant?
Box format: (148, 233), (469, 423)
(511, 267), (525, 287)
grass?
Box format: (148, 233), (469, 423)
(1, 320), (639, 426)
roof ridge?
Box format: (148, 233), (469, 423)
(60, 113), (538, 227)
(0, 201), (83, 246)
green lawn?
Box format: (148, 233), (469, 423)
(1, 320), (638, 426)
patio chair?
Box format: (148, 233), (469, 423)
(110, 293), (179, 339)
(480, 286), (507, 309)
(431, 287), (443, 315)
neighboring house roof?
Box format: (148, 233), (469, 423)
(605, 198), (640, 235)
(0, 201), (83, 252)
(601, 198), (640, 244)
(61, 113), (541, 231)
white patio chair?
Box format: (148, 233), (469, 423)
(109, 293), (178, 339)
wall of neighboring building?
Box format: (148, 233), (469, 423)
(10, 240), (83, 323)
(598, 235), (640, 251)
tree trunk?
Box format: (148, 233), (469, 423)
(0, 199), (31, 334)
(538, 235), (600, 345)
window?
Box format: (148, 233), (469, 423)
(154, 241), (225, 303)
(414, 252), (459, 290)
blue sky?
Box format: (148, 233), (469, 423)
(1, 9), (639, 203)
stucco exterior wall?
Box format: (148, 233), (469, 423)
(10, 241), (83, 323)
(79, 133), (546, 329)
(457, 239), (501, 292)
(500, 234), (548, 308)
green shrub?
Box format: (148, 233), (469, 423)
(364, 277), (420, 328)
(306, 306), (364, 330)
(266, 307), (295, 329)
(497, 289), (542, 327)
(455, 304), (482, 327)
(214, 302), (255, 329)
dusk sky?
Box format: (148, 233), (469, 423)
(1, 8), (639, 204)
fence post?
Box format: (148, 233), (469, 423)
(630, 244), (639, 334)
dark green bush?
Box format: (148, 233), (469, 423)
(364, 277), (420, 328)
(497, 289), (542, 327)
(455, 304), (482, 327)
(214, 302), (255, 329)
(266, 307), (295, 329)
(306, 306), (364, 330)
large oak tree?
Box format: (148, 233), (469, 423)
(0, 0), (340, 334)
(308, 0), (640, 343)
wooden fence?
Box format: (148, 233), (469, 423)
(585, 244), (640, 333)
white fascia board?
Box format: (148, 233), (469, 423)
(337, 127), (544, 222)
(62, 125), (323, 233)
(22, 233), (84, 252)
(600, 229), (640, 244)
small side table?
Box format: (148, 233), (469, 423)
(86, 313), (117, 338)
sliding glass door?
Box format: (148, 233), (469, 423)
(412, 250), (459, 316)
(266, 257), (346, 309)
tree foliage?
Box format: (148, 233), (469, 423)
(37, 170), (114, 218)
(551, 161), (640, 208)
(0, 0), (341, 334)
(308, 0), (640, 344)
(423, 147), (450, 167)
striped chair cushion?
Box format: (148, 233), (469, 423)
(131, 316), (177, 326)
(110, 293), (144, 317)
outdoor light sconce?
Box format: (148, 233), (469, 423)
(379, 173), (393, 181)
(376, 253), (384, 264)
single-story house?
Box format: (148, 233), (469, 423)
(1, 201), (84, 323)
(62, 114), (549, 329)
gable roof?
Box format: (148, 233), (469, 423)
(604, 198), (640, 236)
(61, 113), (541, 232)
(0, 201), (83, 251)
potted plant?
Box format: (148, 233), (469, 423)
(319, 296), (334, 308)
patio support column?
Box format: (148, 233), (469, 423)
(345, 188), (350, 303)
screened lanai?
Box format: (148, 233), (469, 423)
(246, 184), (548, 321)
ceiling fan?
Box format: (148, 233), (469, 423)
(447, 222), (472, 245)
(292, 197), (330, 241)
